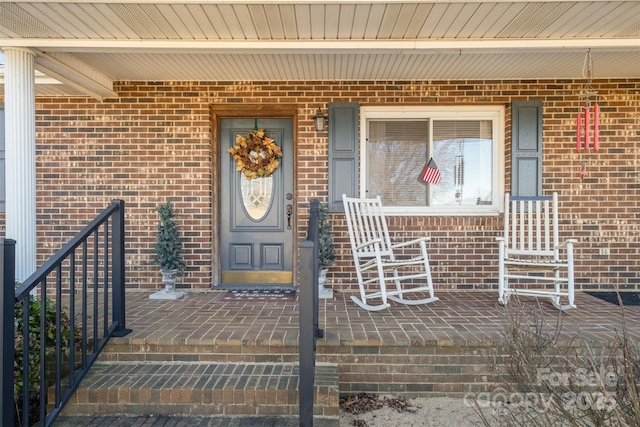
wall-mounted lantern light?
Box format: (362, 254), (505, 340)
(313, 108), (328, 132)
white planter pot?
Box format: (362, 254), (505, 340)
(318, 267), (333, 299)
(149, 268), (186, 300)
(161, 268), (179, 293)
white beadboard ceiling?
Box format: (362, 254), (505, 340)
(0, 1), (639, 98)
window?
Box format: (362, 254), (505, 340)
(0, 104), (4, 212)
(361, 106), (504, 216)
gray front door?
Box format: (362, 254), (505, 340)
(220, 119), (294, 287)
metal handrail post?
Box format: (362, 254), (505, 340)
(1, 239), (16, 427)
(308, 200), (322, 339)
(111, 200), (131, 337)
(299, 240), (315, 427)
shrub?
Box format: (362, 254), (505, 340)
(470, 296), (640, 427)
(13, 292), (80, 397)
(13, 285), (82, 426)
(318, 202), (335, 268)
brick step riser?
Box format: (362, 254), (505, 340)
(99, 342), (501, 397)
(99, 344), (299, 363)
(58, 362), (339, 420)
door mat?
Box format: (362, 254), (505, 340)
(586, 292), (640, 306)
(229, 288), (297, 295)
(213, 288), (297, 302)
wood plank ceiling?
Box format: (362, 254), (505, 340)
(1, 1), (639, 98)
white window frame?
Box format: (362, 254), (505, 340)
(0, 103), (4, 213)
(360, 105), (505, 216)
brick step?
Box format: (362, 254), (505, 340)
(100, 341), (298, 363)
(99, 341), (501, 397)
(58, 362), (339, 424)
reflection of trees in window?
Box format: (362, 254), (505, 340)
(432, 120), (493, 206)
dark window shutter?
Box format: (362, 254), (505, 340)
(0, 104), (4, 212)
(511, 101), (542, 197)
(328, 102), (359, 212)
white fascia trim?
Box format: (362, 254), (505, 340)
(0, 66), (65, 85)
(0, 38), (637, 54)
(32, 51), (117, 100)
(18, 0), (625, 4)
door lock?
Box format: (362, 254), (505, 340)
(286, 204), (293, 229)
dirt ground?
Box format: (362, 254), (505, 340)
(339, 394), (489, 427)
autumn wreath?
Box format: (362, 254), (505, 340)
(227, 128), (283, 180)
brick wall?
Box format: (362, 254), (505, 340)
(3, 79), (638, 292)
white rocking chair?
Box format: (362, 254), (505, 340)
(497, 192), (577, 310)
(342, 194), (439, 311)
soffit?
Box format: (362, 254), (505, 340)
(0, 1), (638, 98)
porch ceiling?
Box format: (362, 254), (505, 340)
(1, 1), (639, 99)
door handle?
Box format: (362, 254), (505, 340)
(286, 204), (292, 229)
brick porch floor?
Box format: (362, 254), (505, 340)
(117, 289), (639, 349)
(53, 289), (639, 425)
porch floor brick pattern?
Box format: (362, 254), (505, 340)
(54, 290), (640, 424)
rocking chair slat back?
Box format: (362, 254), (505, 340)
(342, 194), (439, 311)
(497, 192), (577, 310)
(505, 194), (556, 258)
(347, 197), (392, 259)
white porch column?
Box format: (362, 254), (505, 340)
(3, 48), (36, 282)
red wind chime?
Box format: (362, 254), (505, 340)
(576, 49), (600, 180)
(576, 99), (599, 153)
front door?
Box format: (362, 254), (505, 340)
(220, 118), (294, 288)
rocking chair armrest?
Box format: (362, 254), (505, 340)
(355, 237), (383, 250)
(555, 239), (578, 250)
(390, 236), (431, 249)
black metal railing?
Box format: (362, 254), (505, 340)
(299, 199), (324, 427)
(1, 199), (131, 427)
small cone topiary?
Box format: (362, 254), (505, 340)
(152, 201), (186, 274)
(318, 202), (336, 268)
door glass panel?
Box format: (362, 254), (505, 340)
(241, 175), (273, 220)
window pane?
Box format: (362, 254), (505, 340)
(432, 120), (493, 206)
(367, 120), (429, 206)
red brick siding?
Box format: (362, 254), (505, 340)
(2, 79), (638, 292)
